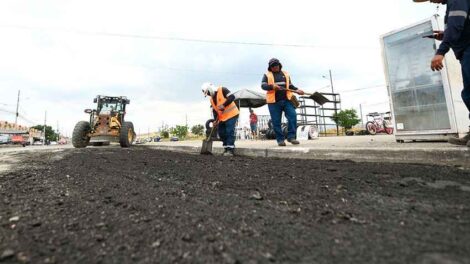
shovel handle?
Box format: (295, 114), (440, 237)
(285, 89), (313, 96)
(206, 118), (219, 140)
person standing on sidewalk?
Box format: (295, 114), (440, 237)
(414, 0), (470, 146)
(249, 108), (258, 139)
(202, 82), (239, 156)
(261, 58), (305, 146)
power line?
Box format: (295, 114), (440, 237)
(0, 24), (378, 50)
(340, 84), (386, 93)
(140, 64), (261, 76)
(362, 101), (389, 107)
(0, 107), (40, 125)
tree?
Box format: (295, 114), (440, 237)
(332, 109), (360, 130)
(191, 124), (205, 136)
(171, 125), (189, 139)
(161, 129), (170, 139)
(32, 125), (58, 142)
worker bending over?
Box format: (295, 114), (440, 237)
(202, 82), (239, 156)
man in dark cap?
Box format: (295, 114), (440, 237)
(261, 58), (305, 146)
(414, 0), (470, 146)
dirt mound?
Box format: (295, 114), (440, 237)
(1, 148), (469, 263)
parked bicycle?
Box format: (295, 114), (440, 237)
(365, 112), (394, 135)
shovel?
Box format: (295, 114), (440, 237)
(200, 119), (218, 155)
(290, 90), (330, 105)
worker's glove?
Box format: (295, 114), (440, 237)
(218, 105), (225, 111)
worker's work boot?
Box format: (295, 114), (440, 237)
(448, 133), (470, 146)
(278, 141), (286, 147)
(287, 139), (300, 145)
(225, 149), (235, 157)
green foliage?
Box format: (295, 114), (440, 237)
(332, 109), (360, 129)
(171, 125), (189, 139)
(161, 130), (170, 139)
(191, 124), (205, 136)
(31, 125), (58, 141)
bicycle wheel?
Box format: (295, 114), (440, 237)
(366, 121), (377, 135)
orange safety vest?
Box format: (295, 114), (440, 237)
(265, 71), (293, 104)
(210, 87), (240, 122)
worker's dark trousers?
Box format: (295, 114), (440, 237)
(218, 116), (238, 149)
(461, 48), (470, 119)
(268, 99), (297, 143)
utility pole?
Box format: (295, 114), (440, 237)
(359, 104), (364, 126)
(15, 90), (20, 125)
(328, 70), (334, 94)
(43, 111), (47, 146)
(328, 70), (339, 136)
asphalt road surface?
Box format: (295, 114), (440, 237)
(0, 147), (469, 263)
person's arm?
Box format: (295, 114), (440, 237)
(222, 87), (235, 107)
(288, 76), (298, 90)
(437, 0), (469, 56)
(261, 74), (273, 91)
(436, 40), (451, 56)
(287, 76), (305, 95)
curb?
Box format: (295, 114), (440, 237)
(145, 144), (470, 168)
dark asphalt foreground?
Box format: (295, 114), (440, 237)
(1, 148), (470, 264)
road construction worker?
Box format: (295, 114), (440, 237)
(202, 82), (239, 156)
(261, 58), (305, 146)
(414, 0), (470, 146)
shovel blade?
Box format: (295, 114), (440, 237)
(200, 139), (213, 155)
(310, 92), (330, 105)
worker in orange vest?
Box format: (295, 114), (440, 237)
(261, 58), (305, 146)
(202, 82), (240, 156)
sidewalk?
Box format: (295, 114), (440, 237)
(146, 135), (470, 168)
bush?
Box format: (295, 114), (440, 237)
(191, 124), (204, 136)
(171, 125), (188, 139)
(332, 109), (360, 130)
(161, 130), (170, 139)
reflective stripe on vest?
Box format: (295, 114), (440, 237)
(210, 87), (240, 122)
(265, 71), (292, 104)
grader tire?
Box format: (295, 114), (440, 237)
(72, 121), (91, 148)
(119, 122), (134, 148)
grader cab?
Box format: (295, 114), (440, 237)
(72, 95), (136, 148)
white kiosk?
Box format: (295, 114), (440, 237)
(381, 15), (468, 142)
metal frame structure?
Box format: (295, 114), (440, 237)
(297, 93), (342, 136)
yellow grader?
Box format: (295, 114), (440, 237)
(72, 95), (136, 148)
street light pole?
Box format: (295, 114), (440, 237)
(328, 70), (339, 136)
(15, 90), (20, 125)
(43, 111), (47, 146)
(329, 69), (334, 94)
(360, 104), (364, 126)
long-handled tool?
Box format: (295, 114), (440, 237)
(290, 90), (330, 105)
(283, 89), (330, 107)
(200, 118), (218, 155)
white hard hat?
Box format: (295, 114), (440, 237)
(201, 82), (216, 97)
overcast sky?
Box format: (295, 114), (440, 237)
(0, 0), (443, 136)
